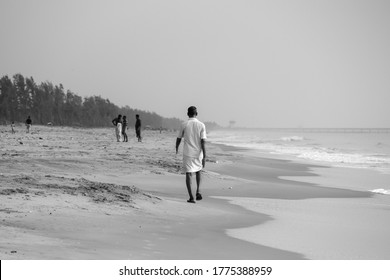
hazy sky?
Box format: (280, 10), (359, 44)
(1, 0), (389, 127)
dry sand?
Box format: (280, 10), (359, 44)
(1, 125), (389, 259)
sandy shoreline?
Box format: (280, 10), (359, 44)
(207, 145), (390, 259)
(1, 125), (389, 259)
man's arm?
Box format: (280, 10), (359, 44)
(201, 138), (206, 167)
(176, 138), (182, 154)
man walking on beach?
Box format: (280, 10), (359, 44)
(176, 106), (207, 203)
(25, 116), (32, 133)
(135, 114), (142, 142)
(11, 121), (16, 134)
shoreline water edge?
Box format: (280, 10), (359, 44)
(207, 141), (390, 259)
(1, 125), (390, 259)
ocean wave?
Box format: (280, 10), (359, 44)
(370, 189), (390, 195)
(280, 136), (305, 142)
(208, 130), (390, 174)
(296, 150), (390, 166)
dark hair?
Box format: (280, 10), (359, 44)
(187, 106), (197, 116)
(136, 114), (139, 118)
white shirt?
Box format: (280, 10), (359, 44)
(178, 117), (207, 158)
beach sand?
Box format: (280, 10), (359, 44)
(1, 125), (389, 259)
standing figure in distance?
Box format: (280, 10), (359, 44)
(175, 106), (207, 203)
(11, 121), (16, 134)
(25, 116), (32, 133)
(135, 114), (142, 142)
(112, 114), (122, 142)
(122, 116), (128, 142)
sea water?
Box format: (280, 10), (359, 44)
(208, 128), (390, 194)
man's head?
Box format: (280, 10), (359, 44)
(187, 106), (198, 117)
(136, 114), (139, 119)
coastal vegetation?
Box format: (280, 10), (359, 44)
(0, 73), (190, 130)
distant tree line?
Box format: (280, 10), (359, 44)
(0, 73), (189, 130)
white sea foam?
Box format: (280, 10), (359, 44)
(280, 136), (305, 141)
(370, 189), (390, 195)
(209, 129), (390, 174)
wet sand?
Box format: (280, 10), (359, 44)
(207, 145), (390, 259)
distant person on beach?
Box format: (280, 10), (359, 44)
(176, 106), (207, 203)
(135, 114), (142, 142)
(25, 116), (32, 133)
(122, 116), (128, 142)
(112, 114), (122, 142)
(11, 121), (16, 134)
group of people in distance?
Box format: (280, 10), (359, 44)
(112, 114), (142, 143)
(10, 116), (32, 134)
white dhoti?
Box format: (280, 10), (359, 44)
(116, 123), (122, 141)
(183, 155), (203, 173)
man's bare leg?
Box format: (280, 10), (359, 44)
(186, 172), (195, 202)
(196, 171), (202, 200)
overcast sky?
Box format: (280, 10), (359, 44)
(1, 0), (389, 128)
